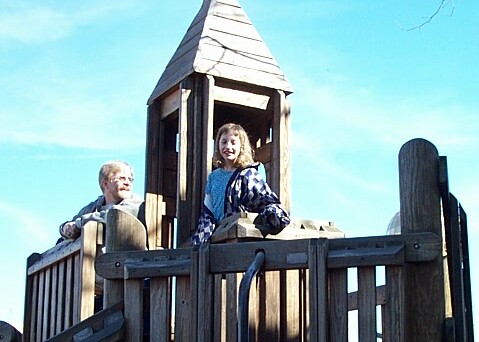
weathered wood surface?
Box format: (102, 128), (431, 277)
(103, 209), (147, 309)
(95, 232), (441, 281)
(399, 138), (445, 342)
(45, 301), (124, 342)
(23, 221), (101, 341)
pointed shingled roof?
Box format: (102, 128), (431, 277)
(148, 0), (292, 105)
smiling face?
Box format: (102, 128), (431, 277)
(218, 129), (242, 170)
(101, 164), (134, 204)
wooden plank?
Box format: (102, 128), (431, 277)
(272, 90), (291, 211)
(213, 274), (223, 342)
(124, 279), (143, 341)
(64, 257), (73, 329)
(160, 88), (180, 119)
(72, 253), (81, 325)
(214, 85), (270, 109)
(46, 301), (124, 342)
(96, 248), (192, 280)
(308, 239), (329, 341)
(225, 273), (238, 342)
(36, 271), (44, 342)
(384, 266), (404, 342)
(27, 239), (81, 275)
(208, 233), (441, 274)
(79, 221), (97, 320)
(56, 260), (65, 334)
(50, 264), (58, 336)
(348, 285), (386, 311)
(329, 268), (348, 342)
(150, 277), (170, 342)
(175, 276), (192, 342)
(199, 42), (283, 74)
(327, 243), (404, 269)
(29, 273), (39, 342)
(357, 266), (377, 341)
(125, 259), (191, 279)
(42, 268), (50, 340)
(447, 194), (466, 342)
(188, 246), (199, 342)
(197, 243), (213, 342)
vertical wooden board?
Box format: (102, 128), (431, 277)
(329, 268), (348, 342)
(189, 247), (199, 342)
(124, 279), (144, 341)
(36, 271), (44, 342)
(197, 243), (213, 342)
(284, 269), (301, 341)
(64, 257), (73, 329)
(72, 253), (80, 324)
(79, 222), (97, 320)
(259, 271), (281, 341)
(28, 274), (39, 341)
(225, 273), (238, 342)
(146, 193), (159, 249)
(309, 239), (329, 342)
(56, 261), (65, 334)
(50, 265), (58, 336)
(175, 276), (192, 341)
(358, 266), (377, 341)
(42, 268), (51, 339)
(150, 277), (170, 342)
(272, 90), (291, 212)
(385, 266), (404, 342)
(213, 274), (223, 342)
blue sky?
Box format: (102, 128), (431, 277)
(1, 0), (477, 336)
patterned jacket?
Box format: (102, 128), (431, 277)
(193, 164), (290, 245)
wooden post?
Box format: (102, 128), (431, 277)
(103, 209), (147, 308)
(399, 138), (445, 341)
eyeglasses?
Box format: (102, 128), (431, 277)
(111, 175), (134, 183)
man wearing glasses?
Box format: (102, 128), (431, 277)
(58, 160), (146, 241)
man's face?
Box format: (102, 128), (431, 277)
(102, 165), (134, 204)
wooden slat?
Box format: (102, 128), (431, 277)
(197, 243), (213, 342)
(329, 268), (348, 342)
(79, 221), (97, 320)
(64, 257), (73, 329)
(27, 239), (81, 276)
(328, 243), (404, 269)
(150, 277), (170, 342)
(160, 88), (180, 119)
(384, 266), (404, 342)
(50, 265), (58, 336)
(56, 261), (65, 334)
(36, 271), (45, 342)
(358, 266), (377, 341)
(96, 248), (191, 280)
(225, 273), (238, 342)
(29, 273), (39, 341)
(72, 253), (81, 325)
(124, 279), (143, 341)
(213, 274), (223, 341)
(308, 239), (329, 341)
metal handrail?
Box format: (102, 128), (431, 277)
(237, 250), (265, 342)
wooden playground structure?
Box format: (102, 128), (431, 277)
(2, 0), (474, 341)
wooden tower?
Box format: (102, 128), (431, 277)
(145, 0), (293, 249)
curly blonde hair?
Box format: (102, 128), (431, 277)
(213, 123), (255, 168)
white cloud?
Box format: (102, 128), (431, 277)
(0, 1), (141, 44)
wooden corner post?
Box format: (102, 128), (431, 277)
(399, 138), (445, 341)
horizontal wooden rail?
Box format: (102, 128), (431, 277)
(95, 232), (441, 280)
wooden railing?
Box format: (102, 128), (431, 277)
(19, 138), (474, 341)
(95, 231), (441, 341)
(23, 221), (102, 341)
